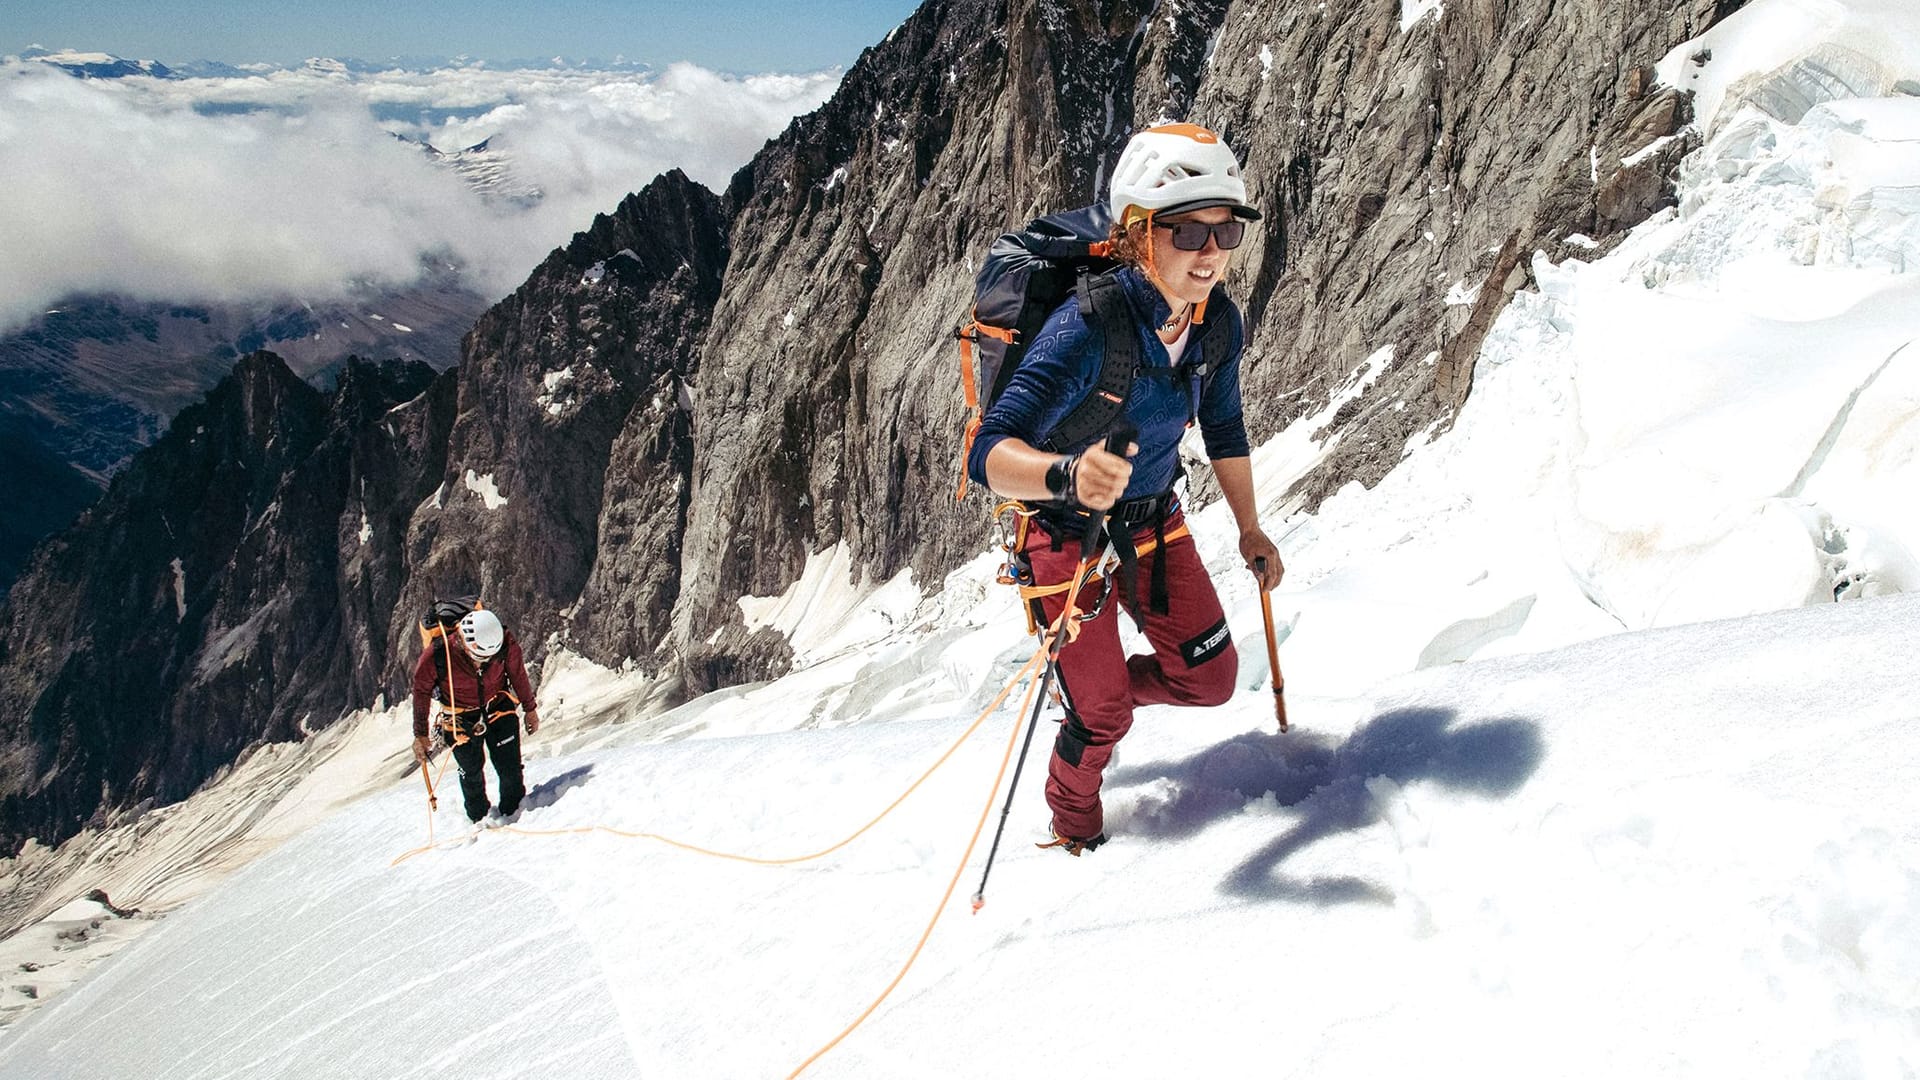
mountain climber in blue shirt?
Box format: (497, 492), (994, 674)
(967, 123), (1283, 855)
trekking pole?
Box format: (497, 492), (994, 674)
(971, 424), (1134, 911)
(1254, 556), (1288, 733)
(970, 645), (1062, 912)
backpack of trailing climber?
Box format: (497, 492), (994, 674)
(953, 202), (1139, 502)
(418, 595), (482, 652)
(417, 595), (517, 743)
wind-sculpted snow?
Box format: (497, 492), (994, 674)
(1271, 74), (1920, 653)
(1656, 0), (1920, 135)
(0, 588), (1912, 1078)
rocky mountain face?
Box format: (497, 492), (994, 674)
(668, 0), (1249, 689)
(0, 280), (487, 592)
(0, 355), (447, 850)
(0, 417), (97, 590)
(0, 0), (1745, 851)
(1192, 0), (1730, 507)
(390, 170), (728, 681)
(0, 169), (723, 852)
(668, 0), (1736, 686)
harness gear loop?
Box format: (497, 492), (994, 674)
(1013, 512), (1190, 632)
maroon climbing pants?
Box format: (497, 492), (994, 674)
(1024, 507), (1237, 841)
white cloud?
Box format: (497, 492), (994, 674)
(0, 60), (839, 332)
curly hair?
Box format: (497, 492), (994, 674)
(1107, 216), (1152, 269)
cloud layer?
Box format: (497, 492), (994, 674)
(0, 60), (838, 332)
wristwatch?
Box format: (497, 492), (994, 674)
(1044, 453), (1079, 501)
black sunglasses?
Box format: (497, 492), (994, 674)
(1155, 219), (1246, 251)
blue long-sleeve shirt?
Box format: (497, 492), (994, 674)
(966, 266), (1251, 501)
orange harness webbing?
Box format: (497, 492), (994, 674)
(1015, 522), (1191, 603)
(1001, 500), (1190, 634)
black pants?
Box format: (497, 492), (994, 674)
(447, 709), (525, 823)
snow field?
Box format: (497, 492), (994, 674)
(2, 591), (1914, 1079)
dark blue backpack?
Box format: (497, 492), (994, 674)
(954, 205), (1139, 499)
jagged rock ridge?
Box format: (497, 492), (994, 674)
(667, 0), (1737, 685)
(0, 355), (447, 848)
(0, 280), (489, 593)
(387, 169), (728, 692)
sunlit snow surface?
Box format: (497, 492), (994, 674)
(4, 2), (1920, 1076)
(0, 597), (1914, 1079)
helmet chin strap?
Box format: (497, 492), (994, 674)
(1129, 207), (1175, 307)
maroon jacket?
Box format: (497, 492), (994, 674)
(412, 631), (538, 737)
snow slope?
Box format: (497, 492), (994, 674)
(2, 2), (1919, 1076)
(0, 594), (1913, 1079)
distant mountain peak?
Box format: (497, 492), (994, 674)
(23, 49), (174, 80)
(391, 131), (541, 206)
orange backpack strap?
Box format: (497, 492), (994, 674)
(955, 316), (1019, 501)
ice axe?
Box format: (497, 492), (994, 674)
(1254, 556), (1288, 733)
(419, 751), (438, 811)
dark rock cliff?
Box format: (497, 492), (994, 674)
(389, 169), (729, 691)
(0, 354), (442, 849)
(0, 417), (98, 590)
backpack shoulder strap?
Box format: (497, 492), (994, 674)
(1038, 272), (1140, 453)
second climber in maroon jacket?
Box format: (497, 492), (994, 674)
(410, 609), (542, 826)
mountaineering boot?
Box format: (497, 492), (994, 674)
(483, 808), (509, 829)
(1036, 828), (1107, 856)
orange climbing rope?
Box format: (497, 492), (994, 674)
(783, 552), (1100, 1078)
(388, 550), (1103, 1079)
(785, 630), (1051, 1078)
(389, 644), (1051, 869)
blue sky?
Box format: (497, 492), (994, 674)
(3, 0), (924, 72)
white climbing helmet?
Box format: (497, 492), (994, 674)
(459, 609), (504, 659)
(1108, 123), (1261, 224)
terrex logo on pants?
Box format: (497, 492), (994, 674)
(1180, 617), (1232, 667)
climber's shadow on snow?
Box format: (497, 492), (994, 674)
(1106, 707), (1543, 905)
(522, 765), (594, 812)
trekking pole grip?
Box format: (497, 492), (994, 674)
(1080, 423), (1137, 558)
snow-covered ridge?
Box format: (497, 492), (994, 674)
(19, 49), (173, 79)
